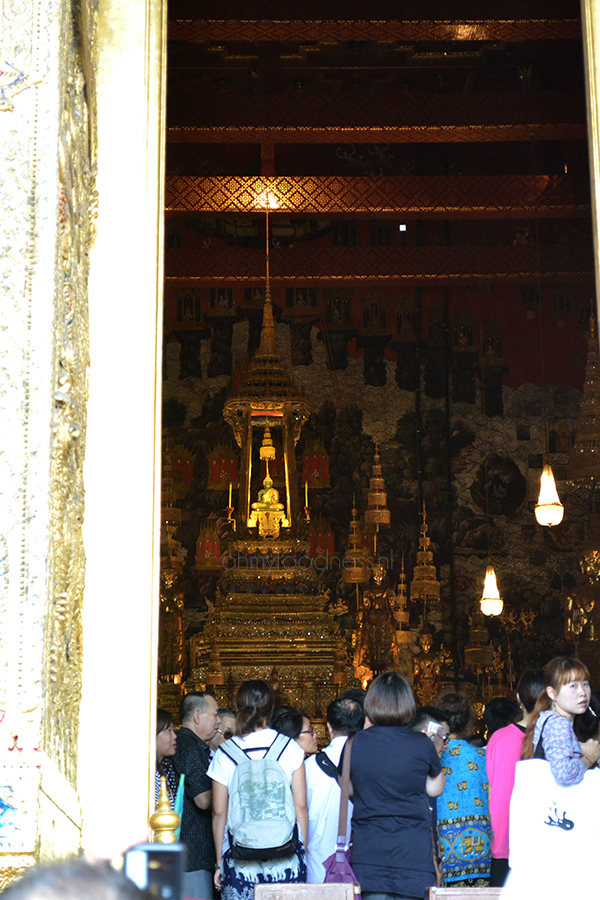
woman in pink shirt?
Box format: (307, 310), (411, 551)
(485, 669), (544, 887)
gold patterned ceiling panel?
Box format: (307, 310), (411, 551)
(164, 244), (594, 282)
(167, 124), (587, 144)
(165, 175), (587, 216)
(168, 18), (581, 44)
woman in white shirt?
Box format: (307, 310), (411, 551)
(208, 680), (308, 900)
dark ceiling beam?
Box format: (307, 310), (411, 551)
(167, 91), (585, 131)
(168, 19), (580, 44)
(164, 244), (593, 283)
(165, 174), (588, 217)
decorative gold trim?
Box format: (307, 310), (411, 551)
(167, 124), (587, 144)
(165, 174), (587, 216)
(169, 18), (581, 43)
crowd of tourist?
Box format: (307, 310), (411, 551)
(150, 654), (600, 900)
(5, 655), (598, 900)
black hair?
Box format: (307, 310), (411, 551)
(437, 691), (472, 736)
(516, 668), (545, 714)
(269, 705), (304, 739)
(156, 708), (174, 735)
(236, 680), (274, 736)
(156, 708), (175, 775)
(327, 697), (365, 735)
(483, 697), (520, 737)
(364, 672), (416, 727)
(340, 688), (367, 705)
(410, 705), (448, 733)
(179, 691), (213, 724)
(573, 690), (600, 742)
(2, 859), (151, 900)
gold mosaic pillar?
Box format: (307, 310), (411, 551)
(0, 0), (165, 883)
(0, 0), (98, 885)
(582, 0), (600, 327)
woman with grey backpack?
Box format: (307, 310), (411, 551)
(208, 680), (308, 900)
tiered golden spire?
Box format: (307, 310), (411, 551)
(409, 502), (441, 629)
(233, 284), (301, 400)
(464, 606), (494, 672)
(206, 638), (225, 687)
(342, 496), (369, 584)
(365, 443), (391, 526)
(569, 316), (600, 489)
(394, 556), (412, 644)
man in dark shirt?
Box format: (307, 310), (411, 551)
(174, 692), (221, 900)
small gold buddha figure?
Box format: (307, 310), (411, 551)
(248, 471), (289, 538)
(358, 564), (399, 677)
(412, 632), (441, 704)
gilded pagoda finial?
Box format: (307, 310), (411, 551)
(258, 284), (277, 356)
(365, 442), (390, 527)
(568, 312), (600, 488)
(342, 494), (369, 584)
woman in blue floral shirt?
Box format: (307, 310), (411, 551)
(436, 692), (491, 886)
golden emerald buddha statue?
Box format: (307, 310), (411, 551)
(248, 448), (290, 538)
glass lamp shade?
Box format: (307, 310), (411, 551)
(480, 565), (503, 616)
(535, 464), (564, 527)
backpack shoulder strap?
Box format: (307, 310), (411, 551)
(315, 751), (341, 780)
(219, 739), (250, 766)
(265, 732), (292, 761)
(534, 714), (552, 760)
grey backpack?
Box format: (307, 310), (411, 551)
(219, 733), (298, 861)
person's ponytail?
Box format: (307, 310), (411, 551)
(521, 690), (552, 759)
(235, 680), (274, 736)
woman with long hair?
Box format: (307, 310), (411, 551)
(208, 680), (308, 900)
(155, 708), (178, 805)
(485, 668), (545, 887)
(521, 656), (600, 783)
(349, 671), (445, 900)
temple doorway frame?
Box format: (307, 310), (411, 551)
(78, 0), (167, 857)
(80, 0), (600, 857)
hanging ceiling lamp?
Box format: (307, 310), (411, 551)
(480, 563), (503, 617)
(478, 329), (503, 618)
(529, 136), (564, 530)
(535, 463), (564, 527)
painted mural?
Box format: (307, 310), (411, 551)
(161, 275), (596, 691)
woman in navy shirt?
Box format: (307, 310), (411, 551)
(350, 672), (445, 900)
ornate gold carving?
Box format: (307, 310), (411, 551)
(165, 174), (586, 216)
(0, 857), (35, 891)
(43, 0), (97, 789)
